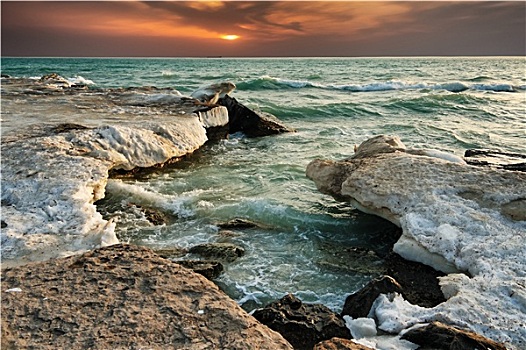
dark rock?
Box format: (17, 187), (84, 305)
(176, 260), (224, 280)
(1, 74), (11, 78)
(218, 95), (294, 137)
(253, 293), (351, 350)
(188, 242), (245, 262)
(0, 244), (293, 349)
(1, 221), (7, 229)
(401, 321), (507, 350)
(384, 252), (446, 307)
(341, 275), (402, 318)
(50, 123), (89, 134)
(216, 218), (262, 230)
(314, 338), (375, 350)
(464, 149), (526, 172)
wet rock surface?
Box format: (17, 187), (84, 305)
(1, 244), (293, 350)
(253, 294), (351, 350)
(401, 321), (507, 350)
(188, 242), (246, 263)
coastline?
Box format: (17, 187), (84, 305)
(2, 75), (524, 349)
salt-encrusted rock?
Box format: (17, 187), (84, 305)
(1, 244), (293, 350)
(314, 338), (375, 350)
(401, 321), (507, 350)
(253, 294), (351, 350)
(188, 242), (245, 262)
(306, 135), (526, 349)
(1, 80), (231, 266)
(219, 95), (294, 137)
(341, 276), (403, 319)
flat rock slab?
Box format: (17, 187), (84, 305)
(1, 244), (292, 350)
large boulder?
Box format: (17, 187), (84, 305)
(306, 135), (526, 349)
(253, 294), (351, 350)
(1, 244), (292, 350)
(219, 95), (294, 137)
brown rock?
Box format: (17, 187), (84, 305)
(341, 275), (403, 319)
(401, 321), (507, 350)
(1, 244), (292, 350)
(314, 337), (375, 350)
(253, 294), (351, 350)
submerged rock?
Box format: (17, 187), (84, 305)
(306, 135), (526, 349)
(216, 217), (263, 230)
(219, 95), (294, 137)
(401, 321), (507, 350)
(188, 242), (245, 263)
(253, 294), (351, 350)
(1, 244), (293, 349)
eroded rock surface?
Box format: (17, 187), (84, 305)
(307, 135), (526, 349)
(1, 244), (293, 350)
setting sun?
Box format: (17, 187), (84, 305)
(220, 35), (240, 41)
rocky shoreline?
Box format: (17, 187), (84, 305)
(2, 76), (523, 349)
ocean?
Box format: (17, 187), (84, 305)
(1, 57), (525, 313)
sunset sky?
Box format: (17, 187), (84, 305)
(2, 1), (525, 57)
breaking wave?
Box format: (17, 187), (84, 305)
(237, 76), (523, 93)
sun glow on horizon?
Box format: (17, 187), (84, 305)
(220, 34), (240, 41)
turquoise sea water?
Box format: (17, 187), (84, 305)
(2, 57), (525, 311)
